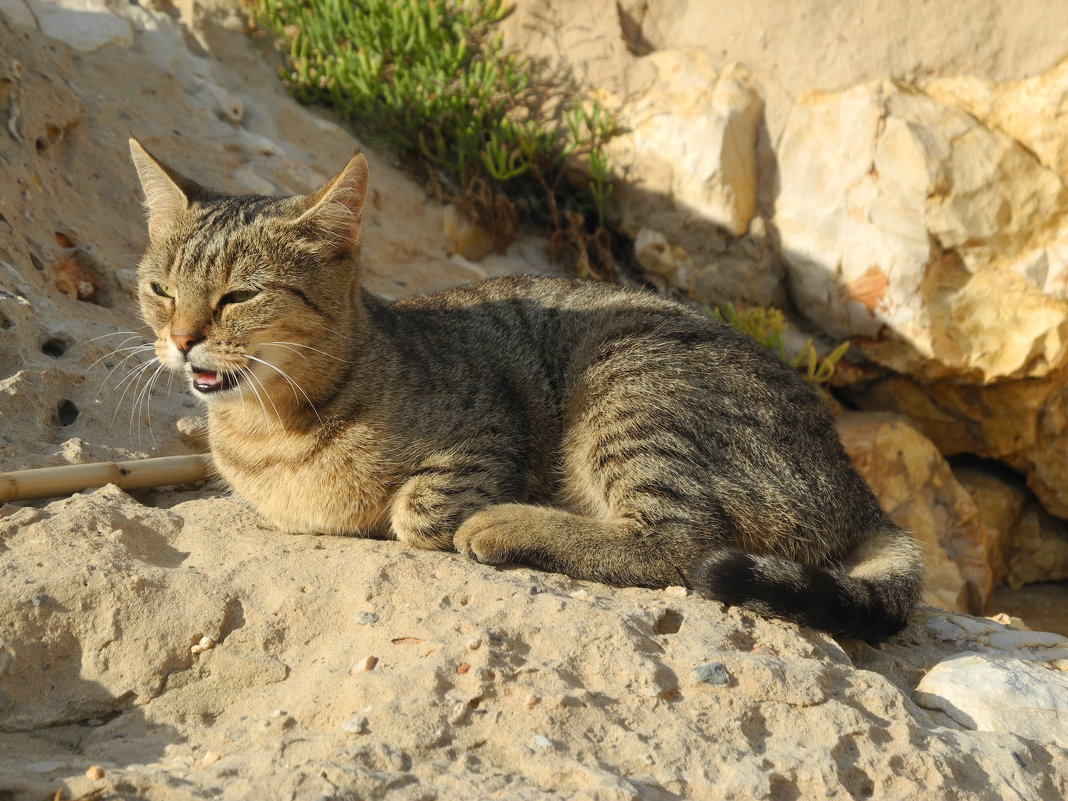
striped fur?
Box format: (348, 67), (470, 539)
(130, 141), (923, 642)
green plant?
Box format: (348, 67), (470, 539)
(254, 0), (618, 274)
(711, 303), (850, 385)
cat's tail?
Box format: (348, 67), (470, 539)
(687, 526), (923, 642)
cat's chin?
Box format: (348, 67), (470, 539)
(189, 366), (240, 396)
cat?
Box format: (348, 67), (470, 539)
(129, 139), (923, 642)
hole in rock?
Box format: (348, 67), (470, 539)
(0, 315), (11, 330)
(41, 337), (69, 357)
(56, 399), (79, 426)
(653, 609), (683, 634)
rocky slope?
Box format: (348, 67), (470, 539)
(1, 2), (1067, 800)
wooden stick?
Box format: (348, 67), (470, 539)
(0, 453), (212, 503)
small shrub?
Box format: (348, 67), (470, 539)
(712, 303), (850, 384)
(254, 0), (618, 275)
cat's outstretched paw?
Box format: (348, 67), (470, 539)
(454, 504), (537, 565)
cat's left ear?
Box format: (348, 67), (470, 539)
(291, 153), (369, 257)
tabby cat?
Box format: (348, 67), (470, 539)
(129, 139), (922, 642)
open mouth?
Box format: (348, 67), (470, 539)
(190, 366), (240, 394)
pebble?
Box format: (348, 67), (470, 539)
(531, 735), (554, 750)
(466, 637), (482, 651)
(200, 751), (223, 768)
(350, 656), (378, 674)
(341, 716), (369, 734)
(191, 636), (215, 655)
(448, 701), (467, 725)
(663, 585), (689, 598)
(456, 662), (471, 675)
(85, 765), (106, 780)
(355, 611), (379, 625)
(693, 662), (731, 686)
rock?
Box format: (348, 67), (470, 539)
(605, 53), (788, 309)
(607, 53), (762, 239)
(1004, 505), (1068, 589)
(914, 653), (1068, 746)
(0, 488), (228, 730)
(837, 413), (995, 613)
(951, 462), (1068, 589)
(924, 57), (1068, 182)
(443, 204), (497, 262)
(27, 0), (134, 52)
(0, 0), (35, 28)
(950, 463), (1026, 586)
(775, 79), (1068, 384)
(848, 367), (1068, 522)
(692, 662), (730, 686)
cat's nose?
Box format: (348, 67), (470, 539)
(170, 332), (201, 353)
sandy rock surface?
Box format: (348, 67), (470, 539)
(2, 1), (1068, 799)
(3, 486), (1068, 801)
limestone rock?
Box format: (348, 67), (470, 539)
(915, 653), (1068, 746)
(0, 0), (35, 28)
(0, 487), (228, 730)
(775, 79), (1068, 383)
(925, 57), (1068, 182)
(848, 365), (1068, 521)
(27, 0), (134, 52)
(607, 52), (763, 240)
(837, 413), (995, 613)
(953, 462), (1068, 589)
(633, 218), (786, 309)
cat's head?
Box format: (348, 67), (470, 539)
(129, 139), (367, 409)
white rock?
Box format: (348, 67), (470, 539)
(608, 52), (763, 239)
(915, 653), (1068, 747)
(28, 0), (133, 53)
(775, 79), (1068, 382)
(0, 0), (36, 28)
(925, 616), (967, 641)
(985, 629), (1068, 652)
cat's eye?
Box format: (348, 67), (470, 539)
(150, 282), (175, 298)
(219, 289), (260, 306)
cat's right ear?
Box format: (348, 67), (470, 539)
(129, 138), (199, 241)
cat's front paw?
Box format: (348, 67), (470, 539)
(454, 504), (533, 565)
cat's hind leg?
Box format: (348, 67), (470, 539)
(454, 504), (702, 588)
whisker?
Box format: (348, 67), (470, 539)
(131, 362), (167, 447)
(108, 357), (159, 433)
(263, 341), (348, 363)
(88, 340), (151, 371)
(87, 329), (148, 344)
(95, 349), (156, 402)
(246, 354), (323, 426)
(238, 365), (273, 426)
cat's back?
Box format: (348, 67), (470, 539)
(382, 273), (802, 396)
(382, 273), (730, 361)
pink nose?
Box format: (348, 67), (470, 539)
(170, 332), (200, 352)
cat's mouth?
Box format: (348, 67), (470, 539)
(190, 366), (240, 395)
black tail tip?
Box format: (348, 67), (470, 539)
(687, 550), (911, 644)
